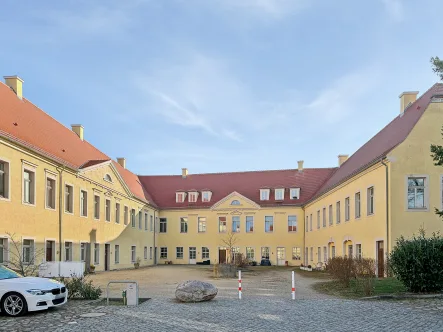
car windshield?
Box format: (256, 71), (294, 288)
(0, 266), (22, 280)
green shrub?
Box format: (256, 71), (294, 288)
(390, 230), (443, 293)
(58, 274), (102, 300)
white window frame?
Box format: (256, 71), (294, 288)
(260, 189), (270, 201)
(188, 191), (198, 203)
(159, 218), (167, 233)
(115, 244), (120, 264)
(94, 195), (101, 220)
(367, 186), (375, 215)
(144, 212), (148, 230)
(198, 217), (206, 233)
(64, 241), (73, 261)
(124, 206), (129, 225)
(316, 210), (320, 229)
(176, 192), (186, 203)
(131, 208), (136, 227)
(219, 216), (227, 233)
(103, 173), (113, 183)
(265, 216), (274, 233)
(202, 191), (212, 202)
(275, 188), (284, 200)
(64, 183), (74, 214)
(290, 188), (300, 200)
(322, 207), (326, 227)
(355, 191), (361, 219)
(150, 215), (154, 232)
(406, 175), (429, 211)
(323, 246), (327, 263)
(246, 247), (255, 260)
(202, 247), (210, 259)
(176, 247), (184, 259)
(80, 189), (88, 217)
(356, 243), (362, 259)
(232, 216), (241, 233)
(149, 247), (153, 260)
(309, 214), (312, 231)
(246, 216), (254, 233)
(138, 210), (143, 229)
(305, 216), (308, 233)
(288, 215), (297, 232)
(328, 205), (333, 226)
(94, 243), (100, 265)
(80, 242), (86, 262)
(0, 237), (9, 264)
(45, 173), (57, 210)
(0, 158), (11, 201)
(131, 245), (136, 263)
(22, 238), (35, 264)
(105, 198), (111, 222)
(144, 246), (148, 260)
(336, 201), (341, 224)
(160, 247), (168, 259)
(115, 202), (120, 224)
(261, 247), (270, 260)
(180, 217), (188, 233)
(345, 197), (350, 221)
(292, 247), (301, 260)
(22, 162), (37, 206)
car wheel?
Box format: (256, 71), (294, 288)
(1, 293), (28, 317)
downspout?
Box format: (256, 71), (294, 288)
(56, 165), (65, 262)
(381, 159), (389, 255)
(153, 209), (156, 265)
(303, 206), (306, 265)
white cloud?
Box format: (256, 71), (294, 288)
(381, 0), (404, 21)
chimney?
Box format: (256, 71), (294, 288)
(297, 160), (304, 171)
(117, 158), (126, 169)
(399, 91), (419, 113)
(4, 75), (24, 99)
(182, 168), (188, 178)
(338, 154), (349, 166)
(71, 124), (84, 141)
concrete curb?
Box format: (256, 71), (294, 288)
(362, 293), (443, 300)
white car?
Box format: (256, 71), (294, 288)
(0, 265), (68, 316)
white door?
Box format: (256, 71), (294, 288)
(277, 247), (286, 266)
(189, 247), (196, 264)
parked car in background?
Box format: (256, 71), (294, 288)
(0, 265), (67, 316)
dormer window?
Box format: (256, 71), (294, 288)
(188, 191), (198, 203)
(104, 174), (113, 183)
(290, 188), (300, 200)
(176, 192), (186, 203)
(275, 188), (284, 200)
(260, 189), (270, 201)
(202, 191), (212, 202)
(231, 200), (240, 205)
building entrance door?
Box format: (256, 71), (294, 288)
(219, 249), (227, 264)
(189, 247), (197, 264)
(46, 241), (55, 262)
(104, 244), (110, 271)
(277, 247), (286, 266)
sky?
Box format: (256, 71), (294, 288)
(1, 0), (442, 175)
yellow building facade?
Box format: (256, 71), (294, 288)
(1, 76), (443, 274)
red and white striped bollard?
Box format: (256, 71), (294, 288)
(292, 271), (296, 300)
(238, 270), (242, 299)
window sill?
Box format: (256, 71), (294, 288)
(80, 215), (88, 219)
(45, 206), (56, 211)
(64, 211), (74, 215)
(406, 208), (429, 212)
(22, 201), (36, 207)
(0, 197), (11, 202)
(94, 218), (100, 221)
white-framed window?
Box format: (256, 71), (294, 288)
(188, 192), (198, 202)
(22, 239), (34, 264)
(176, 247), (183, 259)
(305, 216), (308, 233)
(246, 247), (254, 260)
(261, 247), (270, 260)
(275, 188), (284, 200)
(80, 243), (86, 262)
(0, 238), (8, 264)
(150, 215), (154, 231)
(104, 174), (113, 183)
(144, 212), (148, 230)
(65, 184), (74, 214)
(144, 246), (148, 260)
(115, 245), (120, 264)
(348, 245), (353, 258)
(345, 197), (350, 221)
(322, 207), (326, 227)
(94, 243), (100, 265)
(309, 214), (312, 231)
(149, 247), (153, 260)
(260, 189), (270, 201)
(65, 242), (72, 261)
(246, 216), (254, 232)
(288, 215), (297, 232)
(292, 247), (301, 260)
(304, 247), (308, 264)
(138, 210), (142, 229)
(124, 206), (129, 225)
(329, 204), (333, 225)
(265, 216), (274, 233)
(202, 191), (212, 202)
(317, 210), (320, 229)
(198, 217), (206, 233)
(160, 218), (167, 233)
(160, 247), (167, 259)
(202, 247), (209, 259)
(231, 200), (241, 205)
(310, 247), (313, 261)
(176, 192), (186, 203)
(219, 216), (227, 233)
(131, 209), (136, 227)
(94, 195), (100, 220)
(356, 244), (362, 259)
(115, 203), (120, 223)
(367, 186), (375, 215)
(189, 247), (197, 260)
(290, 188), (300, 200)
(407, 177), (427, 210)
(180, 217), (188, 233)
(232, 216), (240, 232)
(0, 160), (10, 200)
(355, 192), (361, 218)
(45, 176), (56, 209)
(131, 246), (136, 263)
(323, 246), (327, 262)
(331, 246), (336, 258)
(23, 168), (36, 205)
(317, 247), (321, 263)
(80, 190), (88, 217)
(105, 199), (111, 222)
(336, 201), (341, 224)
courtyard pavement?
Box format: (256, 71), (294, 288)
(1, 266), (442, 331)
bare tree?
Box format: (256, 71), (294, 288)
(221, 231), (239, 264)
(5, 232), (45, 276)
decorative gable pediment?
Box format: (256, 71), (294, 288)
(211, 191), (260, 210)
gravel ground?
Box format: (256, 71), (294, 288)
(1, 266), (442, 331)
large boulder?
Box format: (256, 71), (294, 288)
(175, 280), (218, 302)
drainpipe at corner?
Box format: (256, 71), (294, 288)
(57, 165), (65, 263)
(381, 158), (389, 256)
(153, 209), (156, 265)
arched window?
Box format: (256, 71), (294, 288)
(231, 200), (240, 205)
(104, 174), (113, 182)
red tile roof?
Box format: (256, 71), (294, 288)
(138, 168), (337, 209)
(313, 83), (443, 200)
(0, 82), (152, 205)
